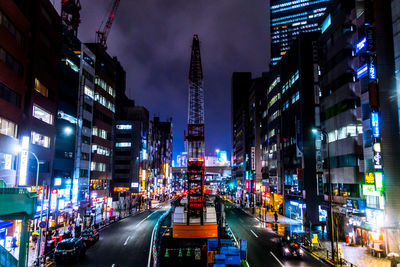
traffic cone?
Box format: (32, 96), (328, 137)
(186, 248), (191, 257)
(178, 248), (183, 257)
(164, 248), (169, 258)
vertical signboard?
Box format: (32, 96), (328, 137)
(251, 146), (255, 171)
(18, 136), (30, 186)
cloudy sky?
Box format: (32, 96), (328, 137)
(56, 0), (270, 160)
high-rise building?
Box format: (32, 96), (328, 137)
(270, 0), (330, 65)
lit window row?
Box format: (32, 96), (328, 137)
(328, 125), (363, 143)
(272, 12), (307, 23)
(92, 127), (107, 139)
(91, 161), (106, 172)
(61, 58), (79, 72)
(272, 16), (309, 27)
(268, 93), (280, 109)
(94, 93), (115, 112)
(31, 131), (50, 148)
(268, 110), (281, 123)
(268, 129), (275, 139)
(92, 144), (110, 156)
(84, 85), (94, 99)
(0, 116), (17, 138)
(116, 142), (131, 148)
(32, 104), (54, 125)
(95, 77), (115, 98)
(271, 0), (329, 14)
(268, 77), (280, 94)
(291, 91), (300, 104)
(282, 70), (299, 94)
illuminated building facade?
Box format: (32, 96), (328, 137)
(270, 0), (330, 65)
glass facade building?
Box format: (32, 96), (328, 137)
(270, 0), (331, 65)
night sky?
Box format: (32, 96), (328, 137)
(54, 0), (270, 160)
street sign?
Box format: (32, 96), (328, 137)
(39, 221), (46, 228)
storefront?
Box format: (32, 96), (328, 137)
(284, 199), (304, 222)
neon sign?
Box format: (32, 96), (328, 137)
(355, 37), (367, 53)
(363, 184), (380, 196)
(357, 64), (368, 79)
(371, 112), (380, 138)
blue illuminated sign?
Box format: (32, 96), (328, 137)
(357, 64), (368, 79)
(355, 37), (367, 53)
(321, 14), (331, 33)
(371, 112), (380, 138)
(369, 64), (376, 80)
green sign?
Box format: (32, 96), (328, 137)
(363, 184), (380, 196)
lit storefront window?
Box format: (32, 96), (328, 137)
(34, 78), (48, 97)
(116, 142), (131, 147)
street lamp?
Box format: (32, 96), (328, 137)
(312, 127), (336, 263)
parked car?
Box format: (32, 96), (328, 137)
(54, 238), (86, 263)
(80, 228), (99, 245)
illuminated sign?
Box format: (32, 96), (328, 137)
(18, 136), (30, 186)
(251, 146), (255, 171)
(72, 178), (79, 204)
(50, 189), (58, 211)
(375, 172), (383, 191)
(371, 112), (380, 138)
(58, 199), (65, 210)
(321, 14), (331, 33)
(57, 111), (77, 124)
(245, 180), (249, 191)
(355, 37), (367, 53)
(374, 151), (382, 169)
(54, 178), (62, 186)
(357, 64), (368, 79)
(116, 124), (132, 130)
(365, 173), (375, 184)
(131, 182), (139, 188)
(363, 184), (380, 196)
(373, 143), (381, 153)
(369, 64), (376, 80)
(4, 154), (11, 170)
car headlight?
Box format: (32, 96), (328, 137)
(284, 248), (290, 253)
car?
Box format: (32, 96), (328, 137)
(280, 236), (304, 258)
(80, 228), (99, 245)
(54, 238), (86, 263)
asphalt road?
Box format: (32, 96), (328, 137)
(225, 207), (328, 267)
(55, 206), (168, 267)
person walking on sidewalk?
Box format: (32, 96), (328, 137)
(274, 211), (278, 222)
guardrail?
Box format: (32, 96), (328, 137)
(151, 207), (172, 267)
(0, 244), (18, 267)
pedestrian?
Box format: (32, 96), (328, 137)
(274, 211), (278, 223)
(11, 236), (17, 252)
(390, 255), (398, 267)
(32, 233), (38, 249)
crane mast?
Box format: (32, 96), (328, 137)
(186, 35), (205, 225)
(96, 0), (120, 49)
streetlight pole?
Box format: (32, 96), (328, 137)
(318, 128), (335, 263)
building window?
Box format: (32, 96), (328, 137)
(91, 162), (106, 172)
(82, 119), (91, 129)
(84, 85), (94, 99)
(95, 77), (115, 97)
(91, 144), (110, 156)
(0, 152), (13, 170)
(0, 10), (25, 47)
(0, 47), (24, 77)
(83, 69), (94, 83)
(94, 93), (115, 112)
(0, 116), (17, 138)
(0, 81), (21, 107)
(82, 135), (90, 145)
(32, 104), (53, 125)
(79, 169), (88, 178)
(92, 127), (107, 139)
(31, 131), (50, 148)
(34, 79), (48, 97)
(116, 142), (131, 148)
(81, 152), (89, 160)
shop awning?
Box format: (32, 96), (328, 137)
(0, 220), (13, 229)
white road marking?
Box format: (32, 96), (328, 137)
(270, 251), (284, 267)
(250, 229), (258, 238)
(230, 228), (238, 244)
(123, 236), (130, 246)
(147, 224), (157, 267)
(111, 264), (115, 267)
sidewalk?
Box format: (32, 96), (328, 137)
(241, 206), (301, 225)
(315, 240), (392, 267)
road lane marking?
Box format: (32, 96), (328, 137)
(147, 223), (157, 267)
(111, 264), (115, 267)
(250, 230), (258, 238)
(269, 251), (284, 267)
(124, 236), (131, 246)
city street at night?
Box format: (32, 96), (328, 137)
(55, 207), (168, 267)
(225, 206), (328, 267)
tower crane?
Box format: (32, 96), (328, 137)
(96, 0), (120, 50)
